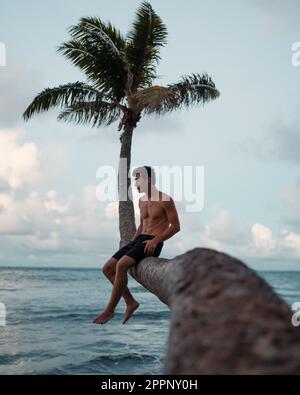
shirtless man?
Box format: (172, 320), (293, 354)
(93, 165), (181, 325)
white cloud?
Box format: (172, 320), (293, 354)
(250, 223), (278, 256)
(0, 193), (13, 209)
(44, 190), (71, 213)
(0, 190), (52, 235)
(227, 220), (300, 260)
(203, 209), (247, 245)
(0, 184), (120, 256)
(179, 206), (300, 262)
(0, 129), (41, 189)
(1, 169), (300, 265)
(280, 231), (300, 257)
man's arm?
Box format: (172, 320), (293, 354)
(153, 197), (180, 244)
(130, 199), (143, 241)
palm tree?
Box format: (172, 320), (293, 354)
(23, 1), (220, 248)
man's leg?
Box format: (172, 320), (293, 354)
(93, 255), (137, 325)
(102, 257), (139, 324)
(102, 258), (137, 304)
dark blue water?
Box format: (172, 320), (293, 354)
(0, 268), (299, 375)
(0, 267), (170, 375)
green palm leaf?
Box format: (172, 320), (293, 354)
(57, 101), (120, 128)
(58, 17), (130, 100)
(23, 82), (104, 121)
(126, 1), (168, 91)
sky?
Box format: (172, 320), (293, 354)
(0, 0), (300, 270)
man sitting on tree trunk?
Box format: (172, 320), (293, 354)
(93, 165), (181, 325)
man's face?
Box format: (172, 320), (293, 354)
(134, 173), (146, 193)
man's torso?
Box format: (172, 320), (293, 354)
(139, 191), (170, 236)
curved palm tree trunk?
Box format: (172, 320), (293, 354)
(129, 248), (300, 374)
(118, 124), (136, 248)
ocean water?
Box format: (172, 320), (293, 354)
(0, 267), (299, 375)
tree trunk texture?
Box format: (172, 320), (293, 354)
(128, 247), (300, 375)
(118, 125), (136, 248)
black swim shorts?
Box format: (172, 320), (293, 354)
(111, 234), (164, 264)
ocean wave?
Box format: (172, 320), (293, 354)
(130, 310), (170, 320)
(10, 309), (170, 325)
(0, 350), (64, 365)
(43, 353), (162, 375)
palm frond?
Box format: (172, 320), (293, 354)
(70, 17), (126, 56)
(57, 101), (120, 128)
(132, 73), (220, 115)
(58, 17), (130, 100)
(125, 1), (168, 91)
(23, 82), (103, 121)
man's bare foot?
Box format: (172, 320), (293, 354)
(92, 309), (114, 325)
(122, 301), (140, 324)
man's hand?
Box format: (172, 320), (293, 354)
(143, 239), (158, 256)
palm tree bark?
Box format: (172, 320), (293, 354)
(118, 124), (136, 248)
(129, 248), (300, 374)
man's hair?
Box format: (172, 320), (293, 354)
(132, 165), (156, 185)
